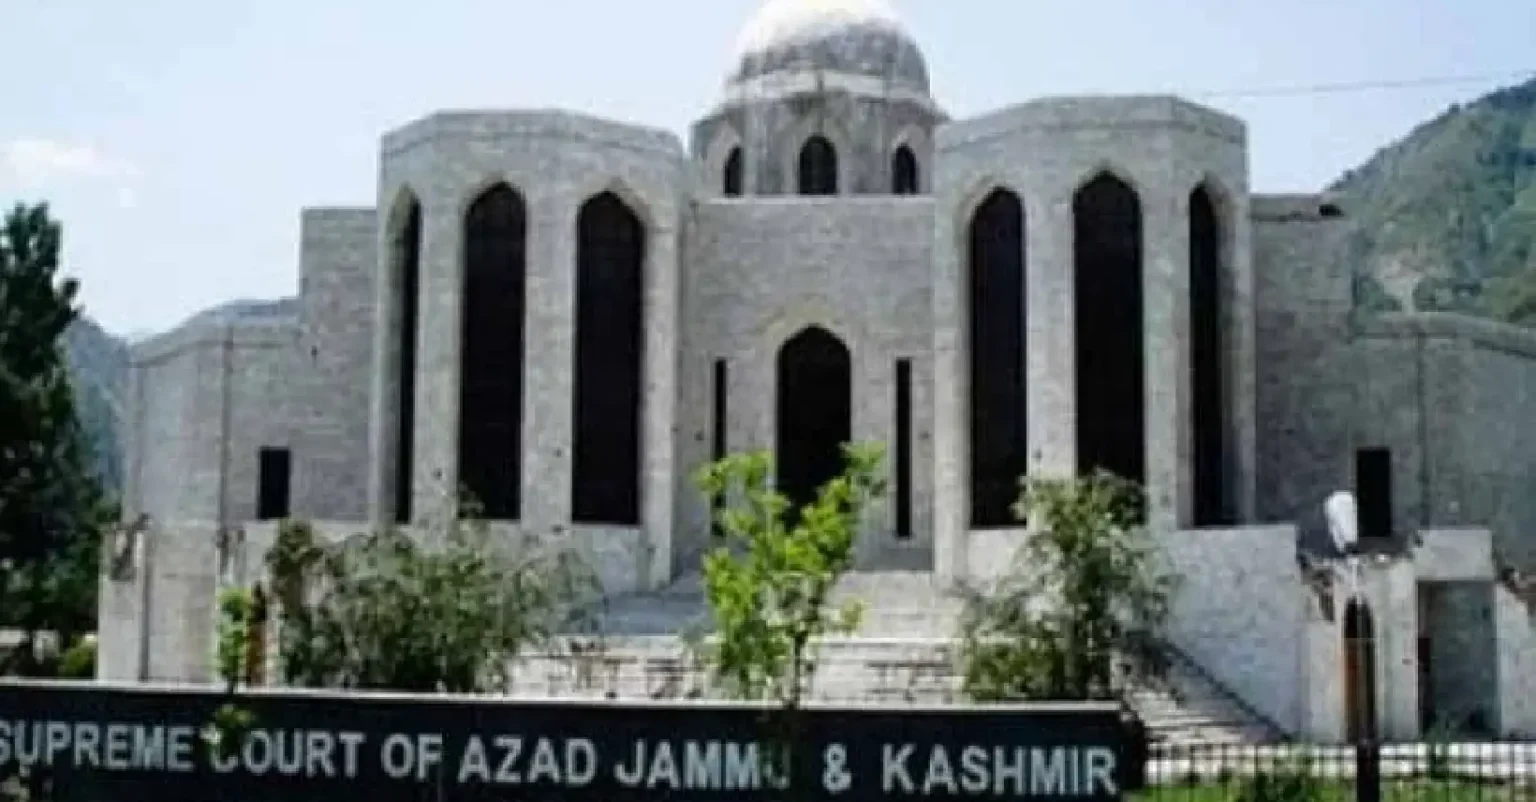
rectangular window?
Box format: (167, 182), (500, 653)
(711, 360), (728, 531)
(256, 447), (292, 521)
(895, 359), (912, 539)
(1355, 447), (1392, 540)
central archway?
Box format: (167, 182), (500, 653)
(776, 327), (852, 514)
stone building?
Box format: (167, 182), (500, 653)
(99, 0), (1536, 742)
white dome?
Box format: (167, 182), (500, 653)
(725, 0), (930, 94)
(732, 0), (909, 58)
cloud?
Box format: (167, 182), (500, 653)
(2, 137), (141, 188)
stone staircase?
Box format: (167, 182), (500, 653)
(526, 571), (1284, 744)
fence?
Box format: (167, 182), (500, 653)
(1136, 741), (1536, 802)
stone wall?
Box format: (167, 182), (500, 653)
(1352, 315), (1536, 570)
(1250, 194), (1352, 526)
(680, 197), (936, 571)
(1156, 525), (1306, 734)
(294, 206), (376, 522)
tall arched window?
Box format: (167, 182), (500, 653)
(388, 192), (422, 524)
(1189, 184), (1229, 526)
(892, 145), (919, 195)
(723, 147), (743, 197)
(459, 183), (528, 520)
(798, 135), (838, 196)
(572, 191), (646, 525)
(1073, 172), (1145, 501)
(968, 188), (1026, 528)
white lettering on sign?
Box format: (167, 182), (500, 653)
(613, 739), (787, 791)
(207, 729), (365, 778)
(0, 720), (198, 773)
(455, 736), (596, 786)
(881, 744), (1118, 797)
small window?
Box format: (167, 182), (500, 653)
(723, 148), (743, 197)
(798, 135), (838, 196)
(256, 447), (292, 521)
(892, 145), (919, 195)
(711, 359), (728, 533)
(1355, 447), (1392, 539)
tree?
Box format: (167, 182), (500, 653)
(263, 505), (601, 693)
(957, 471), (1177, 702)
(691, 442), (885, 780)
(0, 202), (113, 675)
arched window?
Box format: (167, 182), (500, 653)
(798, 135), (838, 196)
(388, 193), (422, 524)
(459, 183), (528, 520)
(723, 147), (743, 197)
(1189, 184), (1229, 526)
(572, 191), (646, 525)
(892, 145), (919, 195)
(967, 189), (1027, 528)
(1073, 172), (1145, 503)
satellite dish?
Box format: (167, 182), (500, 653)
(1325, 491), (1359, 557)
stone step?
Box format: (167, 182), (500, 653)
(509, 634), (1280, 745)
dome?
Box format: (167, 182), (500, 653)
(726, 0), (930, 95)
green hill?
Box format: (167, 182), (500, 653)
(1332, 76), (1536, 319)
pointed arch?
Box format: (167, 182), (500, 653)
(459, 182), (528, 520)
(798, 135), (838, 195)
(1073, 170), (1145, 497)
(892, 145), (919, 195)
(385, 187), (423, 524)
(776, 326), (853, 515)
(1190, 181), (1230, 526)
(723, 148), (744, 197)
(967, 187), (1027, 528)
(573, 190), (646, 525)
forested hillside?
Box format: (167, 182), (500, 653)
(1333, 76), (1536, 319)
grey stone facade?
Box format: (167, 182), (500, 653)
(98, 0), (1536, 742)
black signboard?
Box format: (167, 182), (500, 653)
(0, 680), (1142, 802)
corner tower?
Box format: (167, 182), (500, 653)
(691, 0), (946, 197)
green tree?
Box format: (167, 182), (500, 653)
(691, 442), (885, 786)
(957, 471), (1176, 702)
(265, 507), (600, 693)
(0, 202), (112, 675)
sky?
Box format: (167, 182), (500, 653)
(2, 0), (1533, 337)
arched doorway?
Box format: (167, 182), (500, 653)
(1343, 597), (1379, 742)
(776, 327), (852, 514)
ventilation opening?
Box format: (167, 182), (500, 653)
(895, 358), (912, 538)
(256, 447), (292, 521)
(1356, 447), (1392, 540)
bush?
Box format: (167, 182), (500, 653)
(56, 636), (95, 679)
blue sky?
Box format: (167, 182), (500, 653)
(2, 0), (1532, 336)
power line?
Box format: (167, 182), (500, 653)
(1188, 69), (1536, 100)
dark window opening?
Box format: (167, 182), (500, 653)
(895, 358), (913, 538)
(393, 198), (422, 524)
(723, 148), (743, 197)
(1190, 185), (1231, 526)
(776, 327), (852, 517)
(1356, 447), (1393, 540)
(711, 359), (728, 533)
(573, 192), (645, 525)
(892, 146), (919, 195)
(1074, 172), (1146, 514)
(459, 183), (527, 520)
(798, 135), (838, 196)
(968, 189), (1027, 528)
(256, 447), (291, 521)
